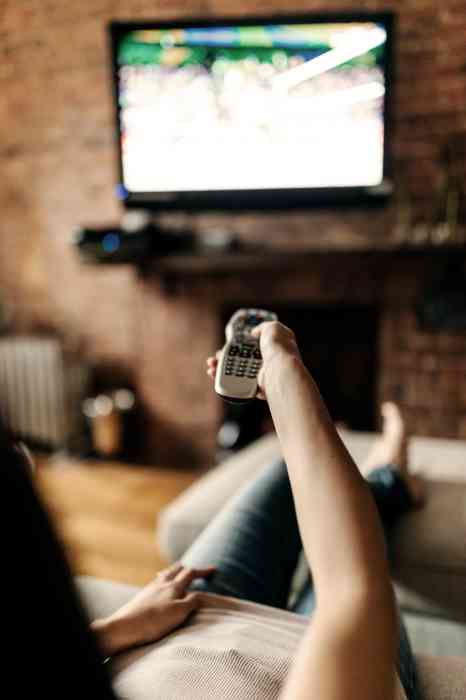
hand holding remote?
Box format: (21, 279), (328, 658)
(207, 311), (301, 403)
(210, 309), (277, 403)
(250, 320), (301, 367)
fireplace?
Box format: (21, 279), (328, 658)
(137, 246), (466, 466)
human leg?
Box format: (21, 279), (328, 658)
(182, 458), (302, 608)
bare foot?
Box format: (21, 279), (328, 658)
(362, 403), (424, 507)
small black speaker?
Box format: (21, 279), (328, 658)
(73, 223), (196, 264)
(73, 226), (153, 263)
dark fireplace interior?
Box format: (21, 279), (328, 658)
(218, 304), (379, 458)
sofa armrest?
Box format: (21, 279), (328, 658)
(156, 432), (281, 561)
(76, 576), (140, 621)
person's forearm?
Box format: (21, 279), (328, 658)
(91, 615), (139, 657)
(264, 353), (393, 603)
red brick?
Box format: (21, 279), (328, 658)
(1, 0), (466, 461)
(458, 416), (466, 440)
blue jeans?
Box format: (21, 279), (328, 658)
(182, 458), (420, 700)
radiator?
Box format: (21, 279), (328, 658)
(0, 336), (90, 449)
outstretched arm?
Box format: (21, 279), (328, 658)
(254, 323), (398, 700)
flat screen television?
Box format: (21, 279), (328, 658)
(109, 13), (394, 211)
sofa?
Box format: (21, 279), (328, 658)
(78, 428), (466, 699)
(150, 428), (466, 699)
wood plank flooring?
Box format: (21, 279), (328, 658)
(35, 456), (200, 587)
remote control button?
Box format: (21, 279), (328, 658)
(253, 350), (261, 359)
(225, 370), (232, 375)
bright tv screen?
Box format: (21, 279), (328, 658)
(109, 14), (394, 210)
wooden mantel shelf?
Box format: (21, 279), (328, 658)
(142, 242), (466, 278)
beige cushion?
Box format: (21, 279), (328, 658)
(391, 480), (466, 622)
(338, 430), (466, 482)
(416, 655), (466, 700)
(404, 612), (466, 657)
(395, 571), (466, 623)
(339, 431), (466, 620)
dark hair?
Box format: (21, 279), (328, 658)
(0, 417), (116, 697)
(0, 412), (11, 448)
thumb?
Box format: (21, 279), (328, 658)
(250, 323), (265, 339)
(181, 591), (202, 613)
(251, 320), (277, 341)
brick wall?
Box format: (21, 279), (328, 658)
(1, 2), (466, 464)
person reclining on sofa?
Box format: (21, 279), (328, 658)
(2, 321), (424, 699)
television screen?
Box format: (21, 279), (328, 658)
(109, 14), (394, 209)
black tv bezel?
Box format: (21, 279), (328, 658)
(109, 11), (395, 212)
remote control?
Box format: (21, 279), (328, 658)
(215, 308), (278, 403)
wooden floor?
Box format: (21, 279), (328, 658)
(35, 455), (200, 587)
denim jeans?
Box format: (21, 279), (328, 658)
(183, 458), (420, 700)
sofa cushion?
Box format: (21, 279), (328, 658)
(391, 480), (466, 622)
(338, 430), (466, 621)
(415, 655), (466, 700)
(403, 612), (466, 657)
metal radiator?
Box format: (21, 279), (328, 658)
(0, 336), (90, 450)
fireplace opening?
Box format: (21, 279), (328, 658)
(218, 304), (379, 458)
